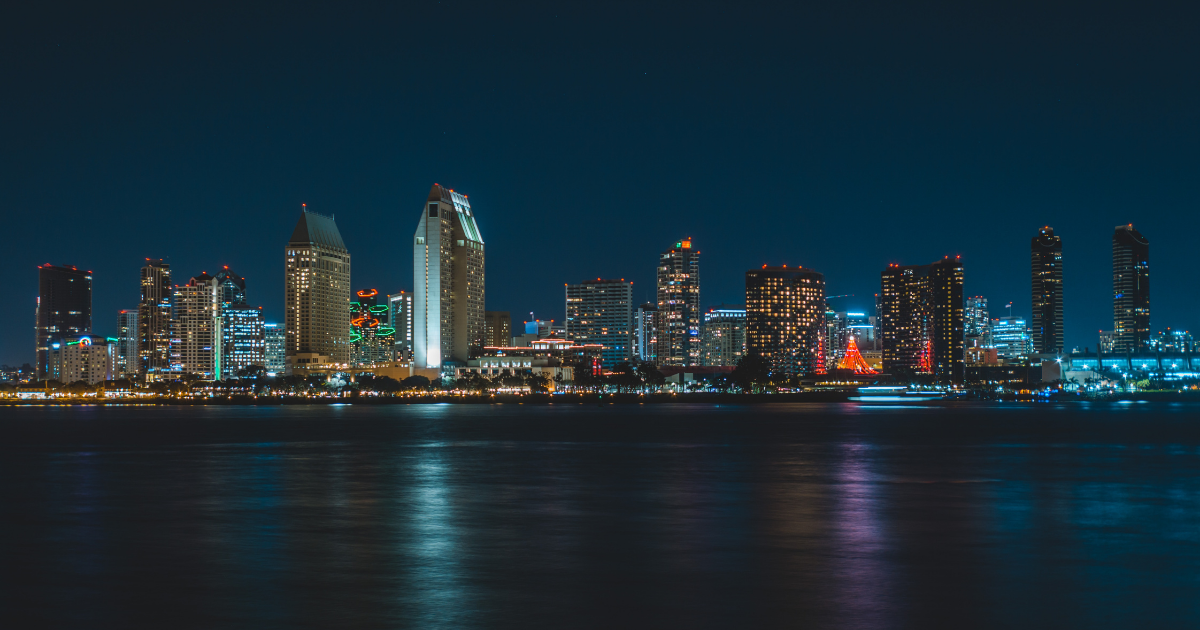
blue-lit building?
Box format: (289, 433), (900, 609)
(992, 316), (1032, 362)
(221, 304), (265, 378)
(1063, 351), (1200, 382)
(263, 323), (285, 374)
(700, 306), (746, 367)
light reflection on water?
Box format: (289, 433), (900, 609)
(2, 402), (1200, 628)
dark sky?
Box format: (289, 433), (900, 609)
(3, 1), (1198, 365)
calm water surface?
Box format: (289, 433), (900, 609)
(3, 402), (1200, 628)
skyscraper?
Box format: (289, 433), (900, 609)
(992, 316), (1033, 361)
(34, 264), (92, 377)
(965, 296), (990, 343)
(1112, 224), (1150, 353)
(116, 309), (139, 377)
(635, 303), (658, 363)
(483, 311), (511, 347)
(285, 208), (351, 371)
(700, 306), (746, 367)
(566, 279), (635, 366)
(351, 289), (395, 366)
(389, 291), (414, 361)
(413, 184), (485, 369)
(263, 323), (286, 374)
(221, 305), (265, 377)
(656, 238), (700, 366)
(215, 267), (246, 305)
(879, 258), (964, 383)
(138, 259), (172, 379)
(1031, 226), (1064, 354)
(745, 266), (826, 378)
(170, 272), (223, 378)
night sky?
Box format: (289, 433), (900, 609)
(3, 1), (1198, 365)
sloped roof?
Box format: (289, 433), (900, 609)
(289, 210), (347, 251)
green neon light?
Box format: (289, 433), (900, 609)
(106, 337), (119, 343)
(376, 327), (396, 336)
(369, 305), (388, 313)
(349, 333), (362, 343)
(349, 302), (361, 312)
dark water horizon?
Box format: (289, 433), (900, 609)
(3, 402), (1200, 628)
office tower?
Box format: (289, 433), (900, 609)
(656, 238), (700, 366)
(170, 272), (223, 378)
(48, 335), (117, 385)
(745, 266), (827, 377)
(700, 306), (746, 367)
(138, 259), (172, 379)
(388, 291), (414, 361)
(263, 323), (286, 374)
(351, 289), (395, 365)
(483, 311), (511, 348)
(565, 279), (635, 366)
(1031, 226), (1064, 354)
(879, 258), (965, 383)
(116, 310), (139, 377)
(221, 305), (265, 377)
(215, 267), (247, 305)
(965, 296), (990, 344)
(34, 264), (92, 377)
(635, 303), (658, 363)
(1112, 224), (1150, 353)
(413, 183), (485, 369)
(991, 316), (1033, 361)
(286, 208), (351, 370)
(1098, 330), (1115, 354)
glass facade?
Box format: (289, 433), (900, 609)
(35, 264), (93, 378)
(656, 239), (700, 366)
(991, 316), (1032, 361)
(1031, 227), (1064, 353)
(565, 279), (634, 366)
(1112, 224), (1150, 353)
(221, 304), (265, 378)
(263, 323), (286, 374)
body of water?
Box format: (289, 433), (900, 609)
(3, 402), (1200, 628)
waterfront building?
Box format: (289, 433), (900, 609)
(484, 311), (511, 348)
(413, 184), (485, 369)
(700, 306), (746, 367)
(263, 323), (286, 374)
(221, 304), (265, 378)
(565, 279), (634, 366)
(879, 258), (965, 383)
(351, 289), (396, 366)
(35, 264), (92, 377)
(138, 259), (173, 379)
(745, 266), (826, 378)
(285, 207), (351, 371)
(389, 291), (414, 361)
(992, 316), (1033, 362)
(1112, 224), (1150, 353)
(1099, 330), (1115, 354)
(1031, 227), (1064, 353)
(48, 335), (117, 385)
(170, 272), (223, 378)
(116, 310), (139, 377)
(635, 303), (658, 363)
(656, 238), (700, 366)
(1149, 329), (1193, 353)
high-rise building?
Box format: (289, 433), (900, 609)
(991, 316), (1032, 362)
(116, 310), (139, 377)
(656, 238), (700, 366)
(170, 272), (223, 378)
(1112, 224), (1150, 353)
(285, 208), (351, 371)
(879, 258), (965, 383)
(483, 311), (511, 348)
(138, 259), (172, 379)
(351, 289), (395, 366)
(635, 303), (658, 363)
(48, 335), (117, 385)
(1098, 330), (1115, 354)
(1031, 226), (1064, 354)
(700, 306), (746, 367)
(745, 266), (826, 377)
(965, 296), (990, 342)
(413, 184), (485, 369)
(215, 267), (247, 305)
(263, 323), (286, 374)
(389, 291), (414, 361)
(35, 264), (92, 377)
(221, 305), (265, 377)
(565, 279), (635, 366)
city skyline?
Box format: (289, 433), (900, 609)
(4, 4), (1200, 365)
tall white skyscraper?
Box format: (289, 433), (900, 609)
(170, 272), (222, 378)
(413, 184), (484, 369)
